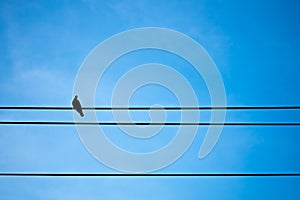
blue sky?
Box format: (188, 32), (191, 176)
(0, 0), (300, 199)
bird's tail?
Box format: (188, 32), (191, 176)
(79, 111), (84, 117)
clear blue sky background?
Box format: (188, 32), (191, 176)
(0, 0), (300, 199)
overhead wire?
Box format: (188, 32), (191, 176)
(0, 105), (299, 126)
(0, 105), (299, 176)
(0, 106), (300, 110)
(1, 173), (300, 177)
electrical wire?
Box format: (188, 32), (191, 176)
(1, 105), (299, 177)
(0, 106), (300, 110)
(0, 122), (300, 126)
(1, 106), (299, 126)
(0, 173), (299, 177)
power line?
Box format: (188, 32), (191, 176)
(0, 122), (299, 126)
(0, 173), (299, 177)
(0, 106), (300, 110)
(1, 106), (298, 177)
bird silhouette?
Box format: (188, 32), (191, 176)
(72, 95), (84, 117)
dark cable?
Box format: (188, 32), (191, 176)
(0, 106), (300, 110)
(0, 173), (299, 177)
(0, 122), (300, 126)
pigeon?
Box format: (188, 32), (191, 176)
(72, 95), (84, 117)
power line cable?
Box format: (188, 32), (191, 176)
(0, 173), (299, 177)
(0, 106), (300, 110)
(0, 122), (300, 126)
(1, 106), (299, 177)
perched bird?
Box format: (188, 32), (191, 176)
(72, 95), (84, 117)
